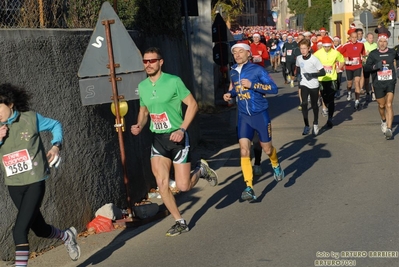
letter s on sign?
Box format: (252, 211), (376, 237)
(92, 36), (104, 48)
(85, 85), (95, 99)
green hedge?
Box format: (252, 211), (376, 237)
(1, 0), (182, 37)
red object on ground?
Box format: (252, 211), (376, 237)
(87, 215), (114, 233)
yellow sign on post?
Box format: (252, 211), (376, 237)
(111, 100), (128, 132)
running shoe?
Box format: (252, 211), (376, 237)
(347, 92), (352, 101)
(321, 108), (328, 117)
(326, 119), (333, 128)
(253, 165), (262, 176)
(64, 227), (81, 261)
(354, 100), (360, 110)
(381, 120), (387, 134)
(371, 92), (376, 101)
(298, 105), (302, 111)
(385, 128), (393, 140)
(290, 80), (294, 88)
(199, 159), (218, 186)
(302, 126), (310, 135)
(313, 124), (319, 136)
(166, 220), (189, 236)
(273, 164), (285, 182)
(241, 186), (257, 201)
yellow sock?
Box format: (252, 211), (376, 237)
(269, 147), (279, 168)
(241, 157), (253, 188)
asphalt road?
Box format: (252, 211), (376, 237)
(3, 67), (398, 267)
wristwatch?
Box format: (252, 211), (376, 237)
(52, 141), (62, 150)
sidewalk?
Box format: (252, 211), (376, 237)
(2, 63), (397, 267)
(0, 105), (239, 267)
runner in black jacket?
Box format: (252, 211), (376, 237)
(363, 32), (399, 140)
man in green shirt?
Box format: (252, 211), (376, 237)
(131, 47), (218, 237)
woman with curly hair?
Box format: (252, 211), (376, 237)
(0, 83), (80, 266)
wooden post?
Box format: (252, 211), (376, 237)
(102, 19), (133, 217)
(38, 0), (44, 27)
(113, 0), (118, 14)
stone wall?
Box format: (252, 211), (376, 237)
(0, 29), (198, 260)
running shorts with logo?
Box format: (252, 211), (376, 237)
(151, 132), (191, 164)
(237, 111), (272, 143)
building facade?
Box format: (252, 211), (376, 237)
(331, 0), (377, 38)
(235, 0), (294, 30)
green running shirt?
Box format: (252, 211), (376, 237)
(139, 72), (191, 134)
(364, 42), (378, 54)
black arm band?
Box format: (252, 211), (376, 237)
(313, 69), (326, 77)
(52, 141), (62, 150)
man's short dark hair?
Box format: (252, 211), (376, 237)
(298, 39), (311, 48)
(144, 47), (163, 59)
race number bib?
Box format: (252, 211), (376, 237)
(287, 50), (292, 56)
(252, 55), (262, 63)
(352, 57), (360, 65)
(281, 56), (286, 62)
(150, 112), (172, 130)
(324, 65), (333, 75)
(377, 70), (393, 81)
(2, 149), (32, 177)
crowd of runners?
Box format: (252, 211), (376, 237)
(1, 24), (397, 266)
(229, 24), (398, 139)
(223, 24), (398, 202)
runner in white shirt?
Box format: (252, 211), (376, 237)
(296, 39), (326, 135)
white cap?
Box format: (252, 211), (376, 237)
(231, 43), (251, 55)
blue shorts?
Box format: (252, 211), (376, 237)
(270, 53), (277, 60)
(237, 111), (272, 143)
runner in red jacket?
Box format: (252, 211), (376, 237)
(339, 28), (366, 109)
(250, 33), (269, 68)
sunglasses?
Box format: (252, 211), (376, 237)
(142, 58), (160, 64)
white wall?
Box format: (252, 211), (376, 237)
(190, 0), (215, 107)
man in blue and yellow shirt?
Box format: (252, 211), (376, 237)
(223, 43), (284, 201)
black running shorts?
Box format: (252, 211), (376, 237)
(346, 67), (362, 81)
(374, 83), (395, 99)
(151, 132), (191, 164)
